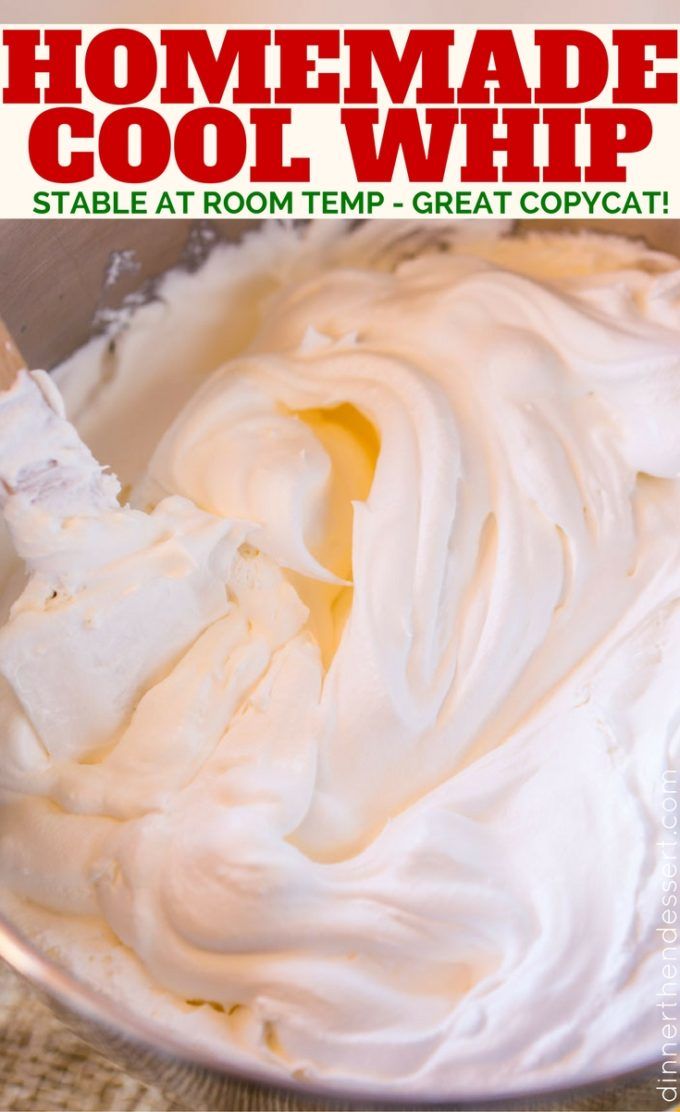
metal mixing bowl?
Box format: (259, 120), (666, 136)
(0, 218), (667, 1110)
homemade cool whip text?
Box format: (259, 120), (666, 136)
(6, 29), (674, 185)
(0, 223), (678, 1094)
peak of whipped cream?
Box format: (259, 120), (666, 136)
(0, 222), (678, 1097)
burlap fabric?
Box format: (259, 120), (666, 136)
(0, 959), (670, 1112)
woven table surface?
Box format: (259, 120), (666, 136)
(0, 958), (668, 1112)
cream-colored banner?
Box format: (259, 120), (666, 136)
(0, 24), (678, 218)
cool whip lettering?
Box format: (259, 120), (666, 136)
(1, 27), (678, 184)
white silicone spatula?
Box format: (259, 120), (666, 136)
(0, 316), (25, 389)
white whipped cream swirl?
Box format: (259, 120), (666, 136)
(0, 224), (678, 1095)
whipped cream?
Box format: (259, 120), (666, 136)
(0, 222), (678, 1096)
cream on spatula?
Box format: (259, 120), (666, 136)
(0, 355), (253, 768)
